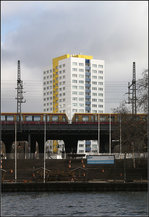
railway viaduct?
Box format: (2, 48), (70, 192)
(1, 123), (119, 153)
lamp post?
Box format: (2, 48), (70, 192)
(98, 114), (100, 154)
(43, 114), (46, 183)
(15, 121), (17, 182)
(120, 114), (122, 154)
(109, 114), (111, 154)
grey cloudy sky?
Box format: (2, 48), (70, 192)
(1, 1), (148, 113)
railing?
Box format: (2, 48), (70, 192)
(1, 152), (148, 160)
(3, 153), (66, 160)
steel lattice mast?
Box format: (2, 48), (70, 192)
(16, 60), (26, 115)
(127, 62), (137, 115)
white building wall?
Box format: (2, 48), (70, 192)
(43, 55), (105, 154)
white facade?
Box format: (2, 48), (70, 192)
(43, 55), (105, 154)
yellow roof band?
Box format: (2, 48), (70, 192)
(53, 54), (93, 62)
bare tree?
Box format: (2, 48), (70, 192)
(137, 69), (148, 113)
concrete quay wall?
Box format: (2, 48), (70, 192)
(2, 182), (147, 192)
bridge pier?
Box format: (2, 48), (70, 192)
(63, 137), (78, 153)
(1, 135), (14, 153)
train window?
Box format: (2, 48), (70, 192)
(25, 116), (32, 121)
(16, 115), (23, 121)
(47, 116), (50, 122)
(7, 116), (14, 121)
(82, 116), (89, 122)
(100, 116), (106, 121)
(111, 116), (115, 122)
(91, 116), (94, 122)
(52, 116), (58, 121)
(95, 115), (98, 121)
(1, 115), (5, 121)
(62, 116), (66, 122)
(34, 116), (41, 121)
(76, 116), (79, 122)
(142, 116), (147, 121)
(43, 115), (45, 121)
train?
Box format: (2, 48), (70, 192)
(1, 113), (147, 124)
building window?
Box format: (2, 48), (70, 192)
(73, 103), (77, 107)
(63, 64), (65, 67)
(79, 63), (84, 66)
(98, 88), (103, 91)
(98, 93), (103, 96)
(79, 103), (84, 107)
(98, 76), (103, 80)
(79, 86), (84, 90)
(99, 99), (103, 102)
(72, 86), (77, 89)
(92, 64), (97, 68)
(92, 104), (97, 107)
(92, 81), (97, 85)
(72, 74), (77, 78)
(92, 76), (97, 79)
(72, 68), (77, 71)
(93, 93), (97, 96)
(79, 98), (84, 101)
(72, 97), (77, 101)
(98, 82), (103, 85)
(98, 65), (103, 68)
(72, 62), (77, 66)
(98, 70), (103, 74)
(79, 92), (84, 95)
(98, 105), (103, 108)
(72, 91), (77, 95)
(63, 70), (65, 73)
(79, 80), (84, 84)
(79, 69), (84, 72)
(79, 109), (84, 112)
(79, 74), (84, 78)
(92, 87), (97, 90)
(72, 109), (77, 112)
(72, 80), (77, 83)
(92, 99), (97, 102)
(59, 65), (62, 68)
(92, 70), (97, 73)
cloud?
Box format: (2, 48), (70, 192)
(1, 1), (148, 113)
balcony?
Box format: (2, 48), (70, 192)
(85, 85), (91, 89)
(85, 71), (90, 76)
(85, 95), (91, 99)
(85, 102), (91, 106)
(85, 66), (90, 70)
(85, 78), (91, 82)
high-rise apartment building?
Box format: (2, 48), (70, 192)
(43, 54), (105, 154)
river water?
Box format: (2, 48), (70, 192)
(1, 192), (148, 216)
